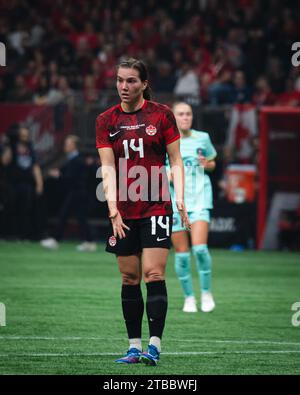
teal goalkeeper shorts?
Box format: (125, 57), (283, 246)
(172, 209), (211, 233)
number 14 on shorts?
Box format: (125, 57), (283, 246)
(151, 216), (170, 239)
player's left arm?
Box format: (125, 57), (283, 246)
(199, 157), (216, 172)
(198, 133), (217, 172)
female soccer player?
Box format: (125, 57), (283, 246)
(96, 59), (189, 366)
(169, 102), (216, 313)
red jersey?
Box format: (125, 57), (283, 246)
(96, 100), (180, 219)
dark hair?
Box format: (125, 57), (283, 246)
(117, 58), (152, 100)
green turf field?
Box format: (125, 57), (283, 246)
(0, 240), (299, 375)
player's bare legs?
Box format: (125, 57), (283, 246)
(142, 248), (169, 282)
(190, 220), (208, 245)
(115, 254), (144, 363)
(140, 248), (169, 365)
(191, 220), (215, 312)
(117, 254), (142, 285)
(172, 230), (190, 253)
(172, 230), (197, 312)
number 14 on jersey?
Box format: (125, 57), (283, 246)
(123, 138), (144, 159)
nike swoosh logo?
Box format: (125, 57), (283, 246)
(157, 237), (167, 242)
(109, 130), (121, 137)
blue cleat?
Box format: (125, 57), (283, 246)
(139, 344), (160, 366)
(115, 348), (141, 364)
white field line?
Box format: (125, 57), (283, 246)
(1, 350), (300, 358)
(0, 336), (300, 347)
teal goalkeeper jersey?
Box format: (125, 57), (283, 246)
(167, 129), (217, 212)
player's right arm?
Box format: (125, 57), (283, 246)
(98, 147), (129, 239)
(96, 113), (129, 239)
(166, 140), (190, 230)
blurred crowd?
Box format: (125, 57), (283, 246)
(0, 0), (300, 106)
(0, 126), (100, 249)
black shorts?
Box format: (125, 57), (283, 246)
(106, 215), (172, 256)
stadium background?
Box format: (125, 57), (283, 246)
(0, 0), (300, 376)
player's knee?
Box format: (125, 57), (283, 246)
(121, 272), (140, 285)
(143, 270), (164, 282)
(192, 244), (211, 271)
(174, 246), (189, 253)
(193, 244), (208, 256)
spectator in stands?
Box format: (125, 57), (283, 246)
(41, 134), (96, 252)
(208, 69), (234, 105)
(33, 75), (50, 105)
(7, 22), (29, 55)
(267, 57), (286, 95)
(7, 75), (33, 103)
(0, 144), (14, 238)
(8, 126), (43, 239)
(0, 78), (7, 102)
(0, 0), (299, 107)
(46, 76), (75, 108)
(174, 63), (200, 98)
(90, 59), (106, 91)
(276, 77), (300, 107)
(83, 74), (99, 104)
(223, 28), (244, 69)
(84, 154), (103, 219)
(201, 45), (233, 104)
(252, 76), (277, 107)
(152, 61), (176, 93)
(231, 70), (252, 104)
(23, 60), (42, 93)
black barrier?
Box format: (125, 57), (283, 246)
(40, 179), (256, 248)
(209, 201), (256, 249)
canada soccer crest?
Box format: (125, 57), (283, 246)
(108, 236), (117, 247)
(146, 125), (157, 136)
